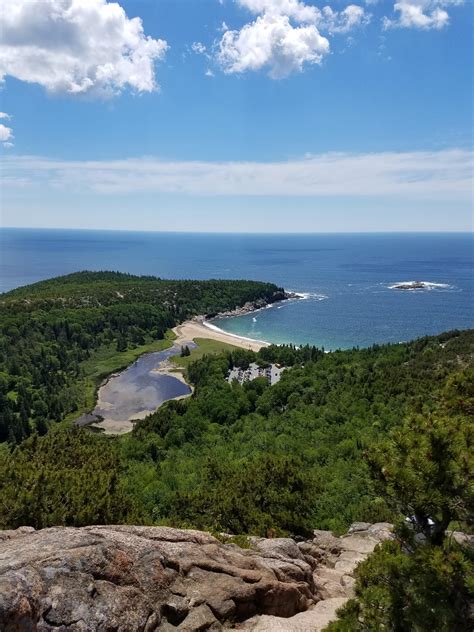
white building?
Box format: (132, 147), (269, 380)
(227, 362), (286, 386)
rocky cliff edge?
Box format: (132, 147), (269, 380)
(0, 522), (393, 631)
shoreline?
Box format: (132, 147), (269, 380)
(79, 345), (194, 435)
(77, 292), (297, 433)
(90, 358), (194, 436)
(173, 319), (268, 352)
(203, 320), (270, 348)
(171, 290), (302, 351)
(91, 321), (266, 434)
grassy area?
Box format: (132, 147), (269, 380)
(171, 337), (240, 369)
(63, 330), (176, 424)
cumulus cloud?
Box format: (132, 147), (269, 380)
(216, 0), (370, 78)
(218, 13), (329, 78)
(214, 0), (463, 76)
(238, 0), (370, 31)
(237, 0), (320, 23)
(2, 149), (470, 199)
(0, 112), (13, 147)
(383, 0), (462, 30)
(0, 123), (13, 142)
(0, 0), (168, 95)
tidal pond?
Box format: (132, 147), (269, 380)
(76, 345), (192, 434)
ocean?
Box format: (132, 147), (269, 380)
(1, 228), (472, 350)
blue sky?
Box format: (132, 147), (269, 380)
(0, 0), (472, 232)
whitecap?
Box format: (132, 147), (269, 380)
(289, 291), (328, 301)
(202, 321), (269, 345)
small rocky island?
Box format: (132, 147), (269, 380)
(390, 281), (437, 291)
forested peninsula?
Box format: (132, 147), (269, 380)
(0, 271), (284, 442)
(0, 272), (472, 630)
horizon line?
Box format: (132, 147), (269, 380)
(2, 226), (473, 236)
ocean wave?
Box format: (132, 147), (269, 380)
(291, 291), (328, 301)
(202, 321), (269, 345)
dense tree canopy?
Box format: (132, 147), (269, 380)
(327, 402), (473, 631)
(0, 428), (134, 529)
(125, 329), (474, 535)
(0, 273), (472, 631)
(0, 271), (282, 442)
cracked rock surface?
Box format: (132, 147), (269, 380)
(239, 523), (394, 631)
(0, 523), (393, 631)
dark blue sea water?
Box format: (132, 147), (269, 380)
(1, 228), (472, 350)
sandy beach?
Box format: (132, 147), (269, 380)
(173, 318), (269, 352)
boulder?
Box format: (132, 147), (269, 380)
(312, 530), (341, 553)
(339, 534), (378, 555)
(0, 526), (316, 631)
(340, 575), (356, 597)
(348, 522), (372, 533)
(367, 523), (394, 542)
(0, 523), (395, 631)
(0, 526), (35, 542)
(239, 597), (348, 631)
(316, 580), (347, 600)
(178, 605), (220, 631)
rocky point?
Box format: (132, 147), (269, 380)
(0, 522), (394, 631)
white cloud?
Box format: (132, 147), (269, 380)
(383, 0), (462, 30)
(192, 41), (207, 55)
(0, 0), (168, 95)
(320, 5), (370, 33)
(0, 123), (13, 142)
(216, 0), (369, 77)
(0, 115), (13, 147)
(0, 111), (13, 146)
(218, 13), (329, 78)
(214, 0), (463, 77)
(237, 0), (319, 23)
(2, 149), (470, 199)
(205, 68), (215, 77)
